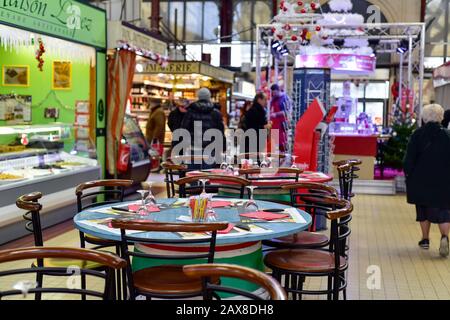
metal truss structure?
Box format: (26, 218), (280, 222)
(255, 22), (426, 119)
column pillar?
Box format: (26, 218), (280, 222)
(150, 0), (161, 34)
(220, 0), (233, 66)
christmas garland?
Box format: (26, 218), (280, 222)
(35, 38), (45, 71)
(117, 41), (169, 67)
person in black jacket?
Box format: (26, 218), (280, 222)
(404, 104), (450, 257)
(180, 88), (225, 168)
(442, 109), (450, 129)
(168, 102), (188, 133)
(242, 92), (272, 153)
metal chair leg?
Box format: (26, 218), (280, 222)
(35, 272), (43, 301)
(81, 273), (87, 300)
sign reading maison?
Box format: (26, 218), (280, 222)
(0, 0), (106, 48)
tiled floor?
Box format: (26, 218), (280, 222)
(2, 182), (450, 300)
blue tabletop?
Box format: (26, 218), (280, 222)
(73, 198), (312, 245)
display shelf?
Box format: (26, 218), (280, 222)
(0, 123), (72, 135)
(0, 148), (59, 162)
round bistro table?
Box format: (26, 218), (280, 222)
(73, 198), (311, 297)
(187, 169), (333, 202)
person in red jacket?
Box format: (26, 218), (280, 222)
(270, 84), (290, 153)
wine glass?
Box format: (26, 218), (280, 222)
(244, 186), (259, 212)
(267, 156), (273, 168)
(136, 189), (149, 216)
(206, 193), (217, 222)
(199, 179), (209, 196)
(144, 181), (157, 208)
(291, 155), (298, 169)
(220, 153), (228, 170)
(260, 153), (268, 168)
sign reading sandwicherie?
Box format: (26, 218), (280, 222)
(0, 0), (106, 48)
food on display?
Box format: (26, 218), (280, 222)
(0, 172), (24, 180)
(0, 145), (26, 153)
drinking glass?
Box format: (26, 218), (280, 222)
(206, 194), (217, 222)
(260, 153), (268, 168)
(144, 181), (157, 207)
(244, 186), (259, 212)
(220, 153), (228, 170)
(136, 189), (149, 216)
(291, 155), (298, 169)
(267, 156), (273, 168)
(199, 179), (209, 196)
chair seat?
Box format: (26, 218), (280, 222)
(33, 258), (104, 270)
(84, 234), (118, 246)
(264, 249), (347, 273)
(263, 232), (329, 249)
(133, 265), (219, 296)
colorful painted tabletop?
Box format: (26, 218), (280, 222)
(73, 198), (312, 245)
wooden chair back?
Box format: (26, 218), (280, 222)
(162, 161), (188, 198)
(183, 263), (287, 300)
(110, 220), (228, 299)
(17, 192), (44, 247)
(75, 179), (133, 212)
(0, 246), (126, 300)
(175, 175), (251, 199)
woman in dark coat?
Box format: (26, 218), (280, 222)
(404, 104), (450, 257)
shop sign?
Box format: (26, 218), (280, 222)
(143, 61), (200, 74)
(296, 54), (376, 74)
(141, 61), (234, 84)
(0, 0), (106, 48)
(108, 21), (166, 56)
(200, 63), (234, 84)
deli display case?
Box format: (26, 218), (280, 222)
(0, 124), (100, 244)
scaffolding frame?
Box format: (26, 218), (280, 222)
(255, 22), (426, 119)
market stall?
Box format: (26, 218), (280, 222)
(254, 0), (425, 192)
(134, 60), (234, 144)
(0, 1), (106, 244)
(107, 21), (169, 184)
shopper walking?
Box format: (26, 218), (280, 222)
(270, 84), (291, 153)
(404, 104), (450, 257)
(180, 88), (225, 168)
(168, 101), (189, 133)
(442, 109), (450, 129)
(145, 103), (166, 155)
(242, 92), (272, 153)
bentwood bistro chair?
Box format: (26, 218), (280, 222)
(264, 197), (353, 301)
(75, 179), (133, 299)
(183, 263), (287, 300)
(175, 174), (251, 199)
(17, 192), (115, 300)
(0, 246), (126, 300)
(111, 220), (228, 300)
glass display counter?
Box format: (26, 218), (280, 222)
(0, 123), (100, 244)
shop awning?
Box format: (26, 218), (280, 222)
(107, 21), (167, 56)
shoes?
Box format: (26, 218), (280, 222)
(418, 239), (430, 249)
(439, 236), (449, 258)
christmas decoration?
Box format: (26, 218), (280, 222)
(328, 0), (353, 12)
(383, 103), (416, 169)
(20, 134), (29, 146)
(117, 41), (169, 67)
(35, 38), (45, 71)
(0, 24), (95, 64)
